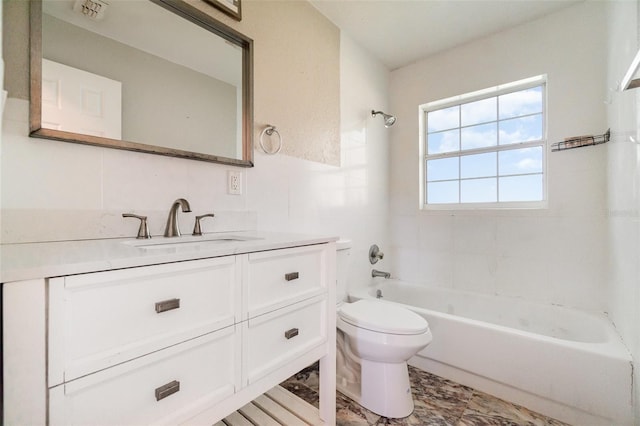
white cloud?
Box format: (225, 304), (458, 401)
(461, 97), (496, 126)
(499, 87), (542, 119)
(429, 129), (459, 153)
(461, 124), (497, 149)
(516, 157), (542, 171)
(427, 106), (458, 132)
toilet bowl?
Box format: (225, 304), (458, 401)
(335, 240), (432, 418)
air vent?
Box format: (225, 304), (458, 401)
(73, 0), (109, 21)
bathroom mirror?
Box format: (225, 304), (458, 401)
(30, 0), (254, 167)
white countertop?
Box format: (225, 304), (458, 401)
(0, 231), (338, 283)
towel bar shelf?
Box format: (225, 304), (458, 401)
(551, 129), (610, 152)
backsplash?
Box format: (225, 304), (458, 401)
(0, 208), (257, 244)
(1, 99), (257, 243)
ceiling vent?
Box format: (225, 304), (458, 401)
(73, 0), (109, 21)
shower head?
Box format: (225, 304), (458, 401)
(371, 110), (396, 128)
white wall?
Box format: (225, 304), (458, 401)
(1, 31), (389, 292)
(605, 1), (640, 422)
(389, 1), (608, 311)
(246, 32), (391, 286)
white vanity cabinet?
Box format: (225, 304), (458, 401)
(2, 237), (337, 426)
(47, 256), (242, 426)
(243, 245), (329, 385)
(48, 256), (241, 386)
(49, 327), (240, 426)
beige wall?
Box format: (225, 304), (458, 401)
(2, 1), (28, 99)
(3, 0), (340, 165)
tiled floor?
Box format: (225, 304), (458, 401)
(281, 363), (570, 426)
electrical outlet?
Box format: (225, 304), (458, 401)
(228, 171), (242, 195)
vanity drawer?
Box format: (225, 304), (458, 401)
(49, 326), (240, 426)
(245, 245), (326, 318)
(244, 295), (326, 384)
(49, 256), (240, 385)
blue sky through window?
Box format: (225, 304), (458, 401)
(423, 80), (545, 205)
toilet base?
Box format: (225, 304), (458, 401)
(360, 360), (414, 418)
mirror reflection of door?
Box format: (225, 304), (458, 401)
(41, 58), (122, 139)
(32, 0), (254, 166)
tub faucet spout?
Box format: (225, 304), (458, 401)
(164, 198), (192, 237)
(372, 269), (391, 279)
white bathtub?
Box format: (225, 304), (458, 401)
(349, 279), (633, 425)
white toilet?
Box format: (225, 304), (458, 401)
(335, 240), (432, 418)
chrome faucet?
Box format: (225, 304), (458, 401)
(164, 198), (192, 237)
(372, 269), (391, 279)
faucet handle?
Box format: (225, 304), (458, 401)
(122, 213), (151, 239)
(369, 244), (384, 264)
(192, 213), (215, 236)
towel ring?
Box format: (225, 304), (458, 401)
(259, 125), (283, 155)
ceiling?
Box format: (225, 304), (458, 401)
(309, 0), (582, 70)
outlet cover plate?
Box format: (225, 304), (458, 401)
(228, 171), (242, 195)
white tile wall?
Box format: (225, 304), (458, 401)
(606, 0), (640, 421)
(389, 1), (609, 311)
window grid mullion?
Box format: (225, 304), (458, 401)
(422, 78), (545, 207)
(424, 139), (543, 162)
(427, 112), (543, 134)
(458, 105), (462, 152)
(458, 155), (461, 203)
(458, 105), (461, 203)
(496, 98), (500, 201)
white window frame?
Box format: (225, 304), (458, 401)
(419, 75), (548, 210)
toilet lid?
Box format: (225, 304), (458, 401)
(338, 300), (429, 335)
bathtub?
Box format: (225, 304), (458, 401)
(349, 279), (633, 426)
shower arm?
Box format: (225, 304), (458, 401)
(371, 110), (396, 127)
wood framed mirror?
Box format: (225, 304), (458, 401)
(30, 0), (254, 167)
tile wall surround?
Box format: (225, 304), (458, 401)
(605, 0), (640, 421)
(388, 1), (609, 312)
(0, 31), (390, 292)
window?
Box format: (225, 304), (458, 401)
(420, 76), (546, 209)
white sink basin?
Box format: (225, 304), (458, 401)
(123, 234), (262, 250)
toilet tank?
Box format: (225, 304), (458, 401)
(336, 239), (352, 303)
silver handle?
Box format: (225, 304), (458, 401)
(155, 380), (180, 401)
(122, 213), (151, 239)
(369, 244), (384, 264)
(155, 298), (180, 313)
(285, 272), (299, 281)
(284, 328), (299, 339)
(192, 213), (215, 236)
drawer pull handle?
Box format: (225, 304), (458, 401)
(155, 298), (180, 313)
(284, 328), (299, 339)
(285, 272), (299, 281)
(155, 380), (180, 401)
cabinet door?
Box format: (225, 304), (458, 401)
(244, 295), (326, 385)
(49, 256), (240, 385)
(244, 245), (327, 318)
(49, 326), (240, 426)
